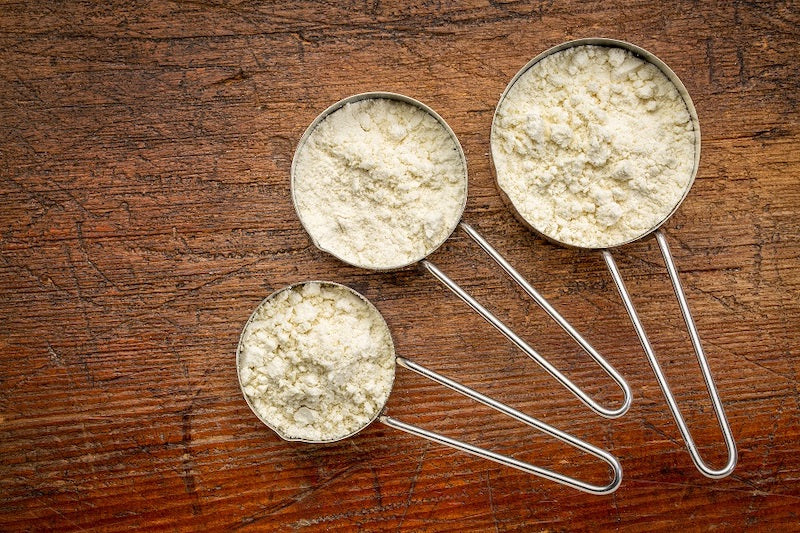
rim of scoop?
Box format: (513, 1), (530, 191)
(490, 37), (701, 250)
(235, 280), (397, 443)
(290, 91), (469, 269)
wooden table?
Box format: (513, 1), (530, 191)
(2, 1), (798, 530)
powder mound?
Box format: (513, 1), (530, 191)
(238, 282), (395, 442)
(492, 45), (696, 248)
(293, 97), (467, 269)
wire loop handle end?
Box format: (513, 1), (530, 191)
(602, 230), (737, 478)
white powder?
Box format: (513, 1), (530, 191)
(292, 97), (467, 270)
(237, 282), (396, 442)
(492, 45), (697, 248)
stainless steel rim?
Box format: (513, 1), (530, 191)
(290, 92), (469, 270)
(490, 37), (701, 250)
(235, 280), (397, 443)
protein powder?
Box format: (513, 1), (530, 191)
(492, 44), (697, 249)
(237, 282), (396, 442)
(292, 95), (468, 270)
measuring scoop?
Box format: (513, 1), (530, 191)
(291, 92), (631, 419)
(491, 38), (736, 478)
(237, 281), (622, 494)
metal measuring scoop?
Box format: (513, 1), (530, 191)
(236, 281), (622, 494)
(291, 92), (631, 419)
(491, 38), (737, 479)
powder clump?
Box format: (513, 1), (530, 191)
(238, 282), (395, 442)
(492, 45), (696, 248)
(293, 98), (467, 269)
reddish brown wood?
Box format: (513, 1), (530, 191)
(1, 1), (799, 530)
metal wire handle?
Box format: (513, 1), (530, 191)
(602, 229), (737, 478)
(421, 222), (632, 419)
(379, 356), (622, 494)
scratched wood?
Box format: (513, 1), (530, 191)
(1, 1), (799, 530)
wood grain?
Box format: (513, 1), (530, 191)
(1, 1), (799, 530)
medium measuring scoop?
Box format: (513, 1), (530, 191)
(491, 38), (736, 479)
(237, 281), (622, 494)
(290, 92), (631, 419)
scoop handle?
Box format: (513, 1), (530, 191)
(420, 222), (631, 419)
(602, 229), (737, 478)
(379, 356), (621, 495)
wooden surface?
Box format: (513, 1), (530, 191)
(1, 1), (799, 530)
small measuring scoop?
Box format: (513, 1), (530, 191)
(291, 92), (631, 419)
(491, 38), (736, 478)
(236, 281), (622, 494)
